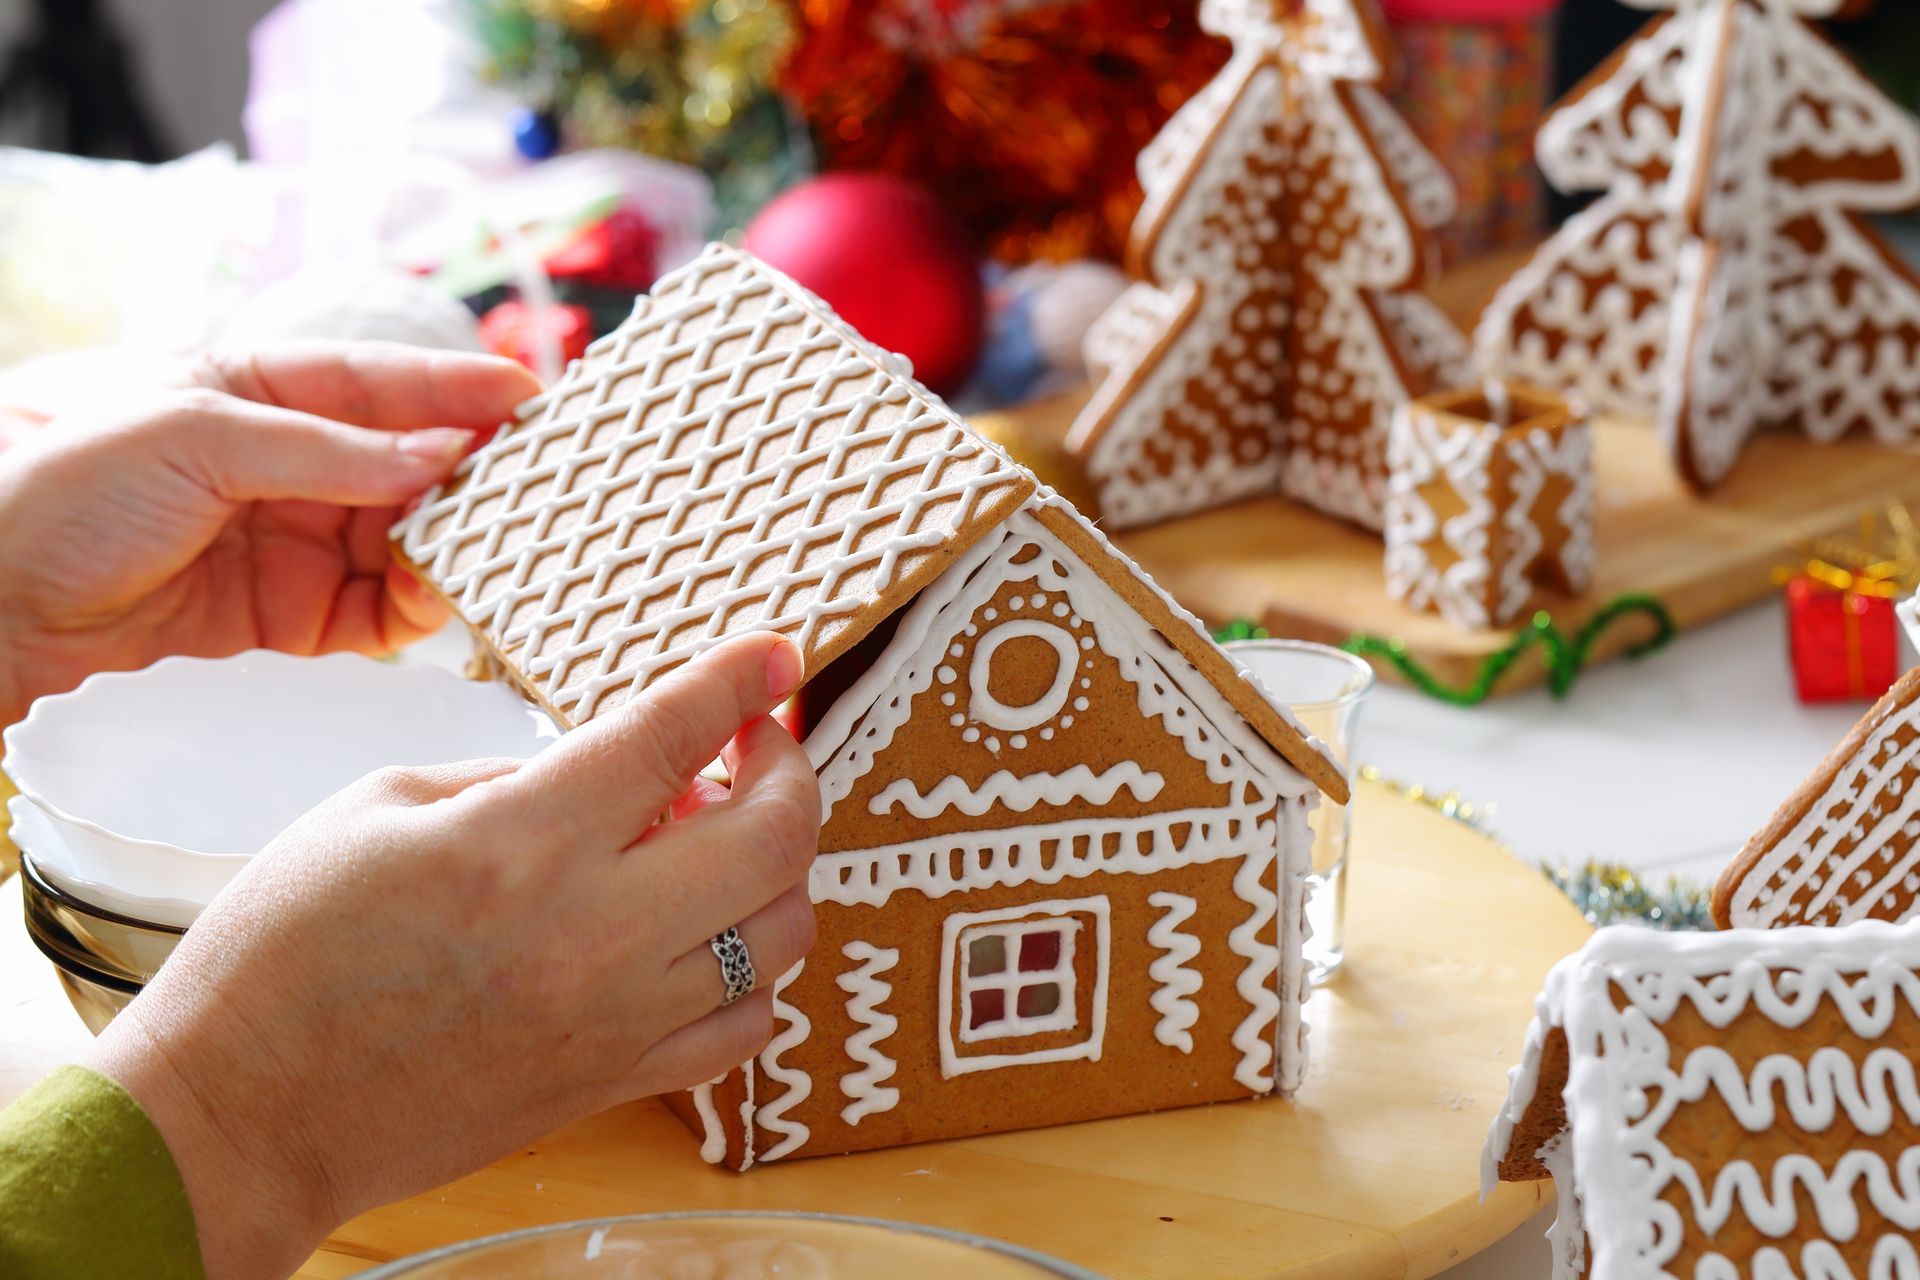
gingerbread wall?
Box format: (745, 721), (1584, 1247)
(687, 503), (1319, 1167)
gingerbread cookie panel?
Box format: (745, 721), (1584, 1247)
(1716, 666), (1920, 930)
(392, 243), (1034, 727)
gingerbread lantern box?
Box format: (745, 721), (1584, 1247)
(392, 244), (1348, 1170)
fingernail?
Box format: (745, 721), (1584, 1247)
(396, 428), (474, 461)
(765, 636), (804, 699)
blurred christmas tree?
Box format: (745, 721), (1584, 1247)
(468, 0), (810, 224)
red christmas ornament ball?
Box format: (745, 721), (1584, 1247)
(745, 174), (985, 395)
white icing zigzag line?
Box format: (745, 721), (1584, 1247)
(753, 963), (811, 1163)
(1227, 841), (1283, 1093)
(1670, 1147), (1920, 1240)
(835, 942), (901, 1126)
(1698, 1236), (1920, 1280)
(1146, 892), (1203, 1054)
(867, 764), (1167, 819)
(1664, 1046), (1920, 1137)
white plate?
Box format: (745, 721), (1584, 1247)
(4, 651), (559, 921)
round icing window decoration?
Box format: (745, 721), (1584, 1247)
(968, 620), (1078, 732)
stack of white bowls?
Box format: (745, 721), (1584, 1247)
(5, 651), (559, 1031)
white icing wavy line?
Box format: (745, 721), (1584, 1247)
(1669, 1146), (1920, 1240)
(1501, 920), (1920, 1278)
(1227, 842), (1282, 1093)
(1146, 892), (1203, 1054)
(867, 764), (1167, 819)
(1696, 1235), (1920, 1280)
(753, 963), (812, 1163)
(1664, 1045), (1920, 1136)
(835, 942), (901, 1126)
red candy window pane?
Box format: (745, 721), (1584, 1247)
(1018, 929), (1061, 972)
(969, 988), (1006, 1030)
(1017, 983), (1061, 1018)
(969, 934), (1007, 976)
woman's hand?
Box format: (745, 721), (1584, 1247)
(0, 343), (540, 724)
(84, 632), (820, 1280)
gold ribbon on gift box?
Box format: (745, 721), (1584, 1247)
(1774, 504), (1920, 600)
(1772, 504), (1920, 698)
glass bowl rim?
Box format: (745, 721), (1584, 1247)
(353, 1210), (1106, 1279)
(20, 852), (189, 936)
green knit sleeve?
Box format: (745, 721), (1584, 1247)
(0, 1065), (205, 1279)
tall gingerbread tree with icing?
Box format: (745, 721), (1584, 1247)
(1476, 0), (1920, 489)
(1066, 0), (1465, 531)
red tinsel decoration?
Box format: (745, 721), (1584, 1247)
(778, 0), (1229, 263)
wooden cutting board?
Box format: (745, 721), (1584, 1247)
(275, 783), (1588, 1279)
(978, 388), (1920, 695)
(971, 245), (1920, 697)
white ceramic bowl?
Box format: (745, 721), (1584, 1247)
(4, 651), (559, 926)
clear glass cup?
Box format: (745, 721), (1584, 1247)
(1223, 639), (1372, 985)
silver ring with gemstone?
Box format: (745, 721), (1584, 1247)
(710, 927), (756, 1005)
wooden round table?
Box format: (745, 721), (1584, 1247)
(0, 781), (1590, 1279)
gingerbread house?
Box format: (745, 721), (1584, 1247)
(1485, 921), (1920, 1280)
(392, 243), (1349, 1169)
(1715, 667), (1920, 930)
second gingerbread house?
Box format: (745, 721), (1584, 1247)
(1486, 920), (1920, 1279)
(393, 244), (1349, 1168)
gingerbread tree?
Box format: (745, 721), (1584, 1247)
(1476, 0), (1920, 489)
(1067, 0), (1465, 532)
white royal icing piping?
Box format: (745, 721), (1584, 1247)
(1146, 891), (1204, 1054)
(835, 941), (901, 1126)
(752, 963), (811, 1164)
(966, 617), (1080, 732)
(1484, 918), (1920, 1280)
(1728, 685), (1920, 928)
(934, 897), (1111, 1078)
(866, 764), (1167, 819)
(393, 243), (1027, 725)
(690, 1078), (727, 1164)
(810, 501), (1313, 837)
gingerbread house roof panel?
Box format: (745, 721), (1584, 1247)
(393, 244), (1035, 725)
(1715, 666), (1920, 929)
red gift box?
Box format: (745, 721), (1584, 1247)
(1785, 575), (1899, 703)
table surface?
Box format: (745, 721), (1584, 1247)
(0, 782), (1591, 1280)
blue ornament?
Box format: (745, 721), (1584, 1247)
(512, 106), (560, 161)
(961, 289), (1046, 409)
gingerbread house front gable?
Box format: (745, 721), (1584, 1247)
(1484, 922), (1920, 1280)
(668, 492), (1341, 1171)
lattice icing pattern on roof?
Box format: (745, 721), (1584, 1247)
(394, 243), (1033, 724)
